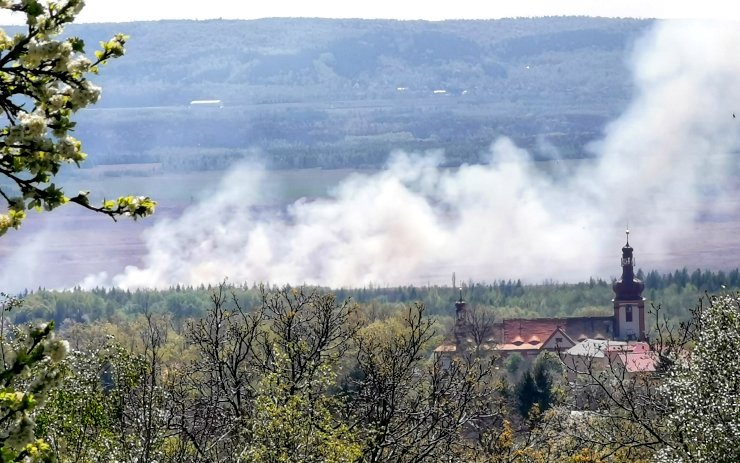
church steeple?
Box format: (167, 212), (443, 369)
(455, 287), (466, 321)
(613, 230), (644, 301)
(621, 230), (634, 279)
(612, 231), (646, 340)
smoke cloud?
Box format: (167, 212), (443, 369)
(90, 20), (740, 289)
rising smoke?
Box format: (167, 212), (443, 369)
(90, 20), (740, 289)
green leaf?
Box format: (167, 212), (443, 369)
(68, 36), (85, 52)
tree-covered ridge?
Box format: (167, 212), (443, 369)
(60, 17), (647, 106)
(2, 17), (651, 170)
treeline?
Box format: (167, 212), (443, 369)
(641, 267), (739, 291)
(73, 102), (606, 171)
(12, 267), (737, 329)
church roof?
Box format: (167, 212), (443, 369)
(497, 317), (614, 348)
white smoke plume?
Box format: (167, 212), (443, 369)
(93, 20), (740, 289)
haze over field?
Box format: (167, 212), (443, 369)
(1, 17), (739, 291)
(73, 20), (740, 289)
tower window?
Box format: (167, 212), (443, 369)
(626, 305), (633, 322)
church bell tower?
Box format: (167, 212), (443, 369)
(612, 230), (646, 340)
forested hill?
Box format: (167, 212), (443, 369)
(18, 17), (652, 169)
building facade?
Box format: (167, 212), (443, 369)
(435, 233), (647, 360)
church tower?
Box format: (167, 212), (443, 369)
(453, 287), (469, 346)
(612, 231), (646, 340)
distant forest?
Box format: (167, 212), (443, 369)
(12, 267), (732, 330)
(16, 17), (653, 171)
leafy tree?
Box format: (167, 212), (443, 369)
(35, 341), (143, 462)
(0, 294), (69, 463)
(0, 3), (155, 460)
(245, 349), (361, 463)
(505, 351), (524, 376)
(655, 292), (740, 463)
(515, 369), (538, 420)
(532, 360), (554, 413)
(0, 0), (154, 236)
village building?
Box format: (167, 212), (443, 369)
(435, 232), (649, 361)
(605, 341), (658, 377)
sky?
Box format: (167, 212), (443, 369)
(1, 0), (740, 23)
(74, 1), (740, 22)
(71, 0), (740, 22)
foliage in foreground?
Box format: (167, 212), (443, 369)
(0, 294), (68, 463)
(2, 285), (739, 462)
(32, 286), (499, 462)
(654, 293), (740, 463)
(0, 0), (155, 237)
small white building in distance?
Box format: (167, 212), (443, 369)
(189, 99), (223, 107)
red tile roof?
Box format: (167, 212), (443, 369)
(498, 344), (542, 351)
(496, 317), (614, 346)
(501, 318), (562, 345)
(617, 351), (658, 373)
(605, 342), (657, 373)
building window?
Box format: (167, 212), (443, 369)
(626, 305), (633, 322)
(555, 337), (563, 344)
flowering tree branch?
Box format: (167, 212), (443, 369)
(0, 0), (155, 236)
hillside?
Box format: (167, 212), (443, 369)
(43, 17), (652, 169)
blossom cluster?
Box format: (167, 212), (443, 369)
(0, 316), (69, 462)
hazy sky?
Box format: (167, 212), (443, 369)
(72, 0), (740, 22)
(1, 0), (738, 24)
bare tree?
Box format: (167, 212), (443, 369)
(465, 304), (497, 353)
(258, 286), (360, 393)
(171, 283), (266, 462)
(350, 303), (499, 463)
(167, 284), (360, 462)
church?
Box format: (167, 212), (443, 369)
(435, 232), (647, 359)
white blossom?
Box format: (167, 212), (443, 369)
(17, 111), (47, 139)
(49, 339), (69, 363)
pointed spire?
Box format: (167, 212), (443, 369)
(614, 231), (644, 301)
(454, 280), (466, 321)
